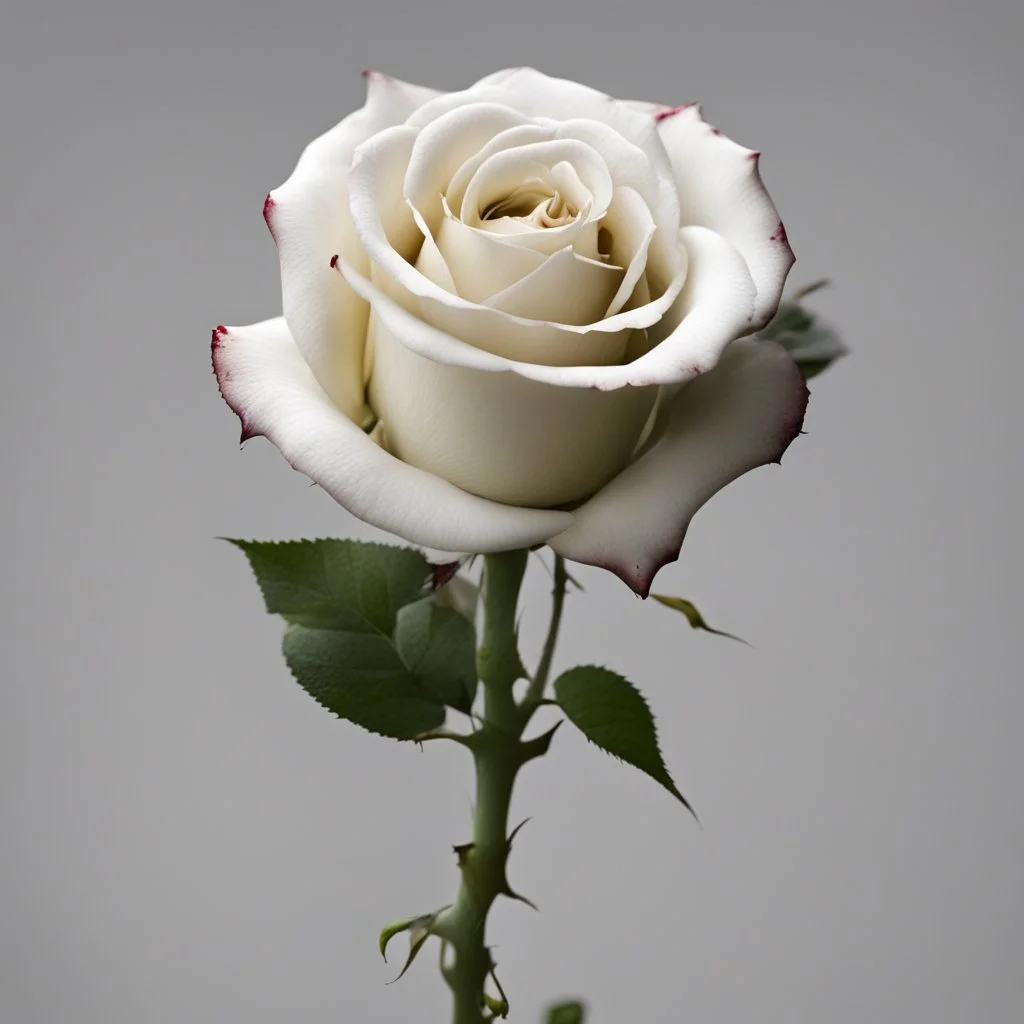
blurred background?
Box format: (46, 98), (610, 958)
(2, 1), (1022, 1021)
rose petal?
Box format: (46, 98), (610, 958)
(460, 138), (613, 229)
(267, 73), (439, 422)
(620, 98), (680, 118)
(433, 211), (548, 302)
(346, 184), (682, 340)
(450, 194), (599, 258)
(445, 123), (556, 214)
(359, 70), (444, 130)
(409, 203), (458, 294)
(348, 171), (683, 370)
(464, 68), (675, 178)
(553, 118), (680, 292)
(405, 69), (681, 257)
(600, 185), (656, 317)
(548, 338), (809, 595)
(484, 247), (624, 326)
(212, 317), (572, 551)
(621, 225), (756, 382)
(366, 314), (656, 507)
(348, 128), (687, 369)
(349, 124), (423, 261)
(339, 226), (748, 390)
(654, 103), (795, 329)
(338, 255), (675, 369)
(403, 102), (533, 232)
(472, 161), (598, 257)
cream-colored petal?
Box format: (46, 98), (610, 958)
(338, 256), (677, 369)
(367, 313), (656, 507)
(484, 248), (624, 326)
(349, 124), (422, 262)
(461, 199), (599, 257)
(409, 203), (457, 294)
(599, 185), (656, 317)
(461, 138), (613, 229)
(266, 72), (438, 422)
(655, 103), (794, 329)
(445, 123), (556, 215)
(434, 211), (547, 302)
(212, 317), (571, 552)
(464, 67), (674, 178)
(553, 118), (680, 293)
(403, 102), (533, 232)
(549, 338), (809, 594)
(347, 178), (681, 347)
(338, 227), (750, 390)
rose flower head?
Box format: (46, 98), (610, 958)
(213, 68), (807, 595)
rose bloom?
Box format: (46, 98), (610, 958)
(213, 68), (807, 595)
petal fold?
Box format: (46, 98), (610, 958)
(211, 318), (572, 552)
(548, 338), (809, 595)
(433, 212), (548, 302)
(655, 104), (795, 329)
(267, 73), (440, 422)
(484, 248), (623, 326)
(403, 102), (532, 231)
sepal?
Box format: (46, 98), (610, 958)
(650, 594), (748, 644)
(378, 905), (450, 983)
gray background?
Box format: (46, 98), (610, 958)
(2, 0), (1022, 1021)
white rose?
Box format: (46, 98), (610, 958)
(213, 68), (807, 595)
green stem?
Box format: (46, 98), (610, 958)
(523, 554), (568, 710)
(434, 550), (558, 1024)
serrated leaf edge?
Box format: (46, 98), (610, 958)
(554, 665), (696, 818)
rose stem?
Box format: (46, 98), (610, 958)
(434, 550), (569, 1024)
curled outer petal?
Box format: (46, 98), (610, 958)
(548, 338), (810, 595)
(266, 73), (441, 424)
(652, 103), (795, 330)
(211, 318), (572, 552)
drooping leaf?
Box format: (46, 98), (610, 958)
(395, 598), (478, 712)
(650, 594), (748, 645)
(284, 624), (445, 740)
(546, 1001), (586, 1024)
(554, 666), (692, 813)
(227, 538), (430, 632)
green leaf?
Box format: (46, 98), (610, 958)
(395, 598), (478, 712)
(228, 539), (462, 740)
(227, 538), (430, 632)
(554, 666), (692, 813)
(756, 293), (847, 381)
(284, 624), (445, 740)
(757, 299), (813, 339)
(545, 1002), (586, 1024)
(650, 594), (748, 644)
